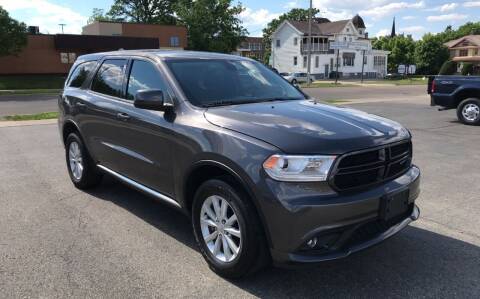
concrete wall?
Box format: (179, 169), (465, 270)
(121, 23), (187, 48)
(83, 22), (122, 36)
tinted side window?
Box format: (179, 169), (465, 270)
(68, 61), (96, 88)
(91, 59), (127, 98)
(127, 60), (168, 101)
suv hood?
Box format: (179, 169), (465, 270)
(204, 100), (410, 154)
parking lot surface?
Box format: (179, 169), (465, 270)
(1, 96), (479, 298)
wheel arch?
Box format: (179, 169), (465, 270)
(455, 88), (480, 106)
(182, 159), (273, 247)
(62, 120), (81, 145)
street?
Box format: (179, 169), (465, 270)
(1, 92), (479, 298)
(0, 85), (427, 117)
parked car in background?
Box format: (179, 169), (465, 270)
(281, 72), (313, 84)
(59, 50), (420, 278)
(428, 75), (480, 125)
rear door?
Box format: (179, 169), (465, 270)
(80, 58), (130, 169)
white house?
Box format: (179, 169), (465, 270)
(271, 15), (389, 79)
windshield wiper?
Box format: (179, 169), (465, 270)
(202, 99), (258, 107)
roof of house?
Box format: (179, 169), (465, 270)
(243, 37), (263, 43)
(445, 35), (480, 48)
(287, 15), (365, 36)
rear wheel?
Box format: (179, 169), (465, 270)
(457, 98), (480, 126)
(192, 179), (269, 278)
(65, 133), (103, 189)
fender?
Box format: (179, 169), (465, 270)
(181, 158), (274, 247)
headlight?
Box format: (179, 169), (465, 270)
(263, 155), (336, 182)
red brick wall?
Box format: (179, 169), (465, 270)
(0, 35), (72, 75)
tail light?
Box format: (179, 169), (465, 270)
(431, 80), (436, 93)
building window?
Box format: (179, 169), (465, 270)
(363, 56), (367, 65)
(475, 49), (479, 56)
(293, 56), (297, 65)
(60, 52), (76, 64)
(330, 58), (334, 71)
(343, 53), (355, 66)
(294, 37), (298, 46)
(344, 37), (347, 41)
(459, 49), (468, 57)
(315, 56), (319, 68)
(359, 29), (363, 34)
(276, 39), (281, 47)
(374, 56), (386, 66)
(303, 56), (307, 68)
(346, 28), (350, 32)
(170, 36), (180, 47)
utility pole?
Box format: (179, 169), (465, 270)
(335, 49), (339, 84)
(59, 24), (66, 34)
(306, 0), (312, 86)
(361, 49), (366, 83)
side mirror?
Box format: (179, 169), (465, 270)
(134, 90), (170, 111)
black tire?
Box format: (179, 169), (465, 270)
(457, 98), (480, 126)
(65, 133), (103, 189)
(192, 179), (270, 279)
(291, 79), (297, 84)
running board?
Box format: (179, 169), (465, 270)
(97, 164), (181, 209)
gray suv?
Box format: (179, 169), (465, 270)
(59, 50), (420, 278)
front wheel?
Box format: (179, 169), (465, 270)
(192, 179), (269, 278)
(291, 79), (297, 84)
(457, 98), (480, 126)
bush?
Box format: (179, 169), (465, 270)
(461, 63), (474, 76)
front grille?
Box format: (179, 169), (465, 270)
(330, 141), (412, 192)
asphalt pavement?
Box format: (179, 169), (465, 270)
(0, 94), (58, 117)
(1, 93), (479, 298)
(0, 85), (427, 117)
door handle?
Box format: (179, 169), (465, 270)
(76, 102), (86, 107)
(116, 112), (131, 121)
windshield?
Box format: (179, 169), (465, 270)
(165, 59), (305, 107)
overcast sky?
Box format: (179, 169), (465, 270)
(1, 0), (479, 39)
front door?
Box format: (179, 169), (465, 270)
(324, 64), (329, 78)
(110, 58), (176, 197)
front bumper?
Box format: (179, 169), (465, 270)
(258, 165), (421, 266)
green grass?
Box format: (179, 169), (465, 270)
(365, 78), (428, 85)
(0, 75), (66, 90)
(300, 82), (356, 88)
(3, 112), (59, 121)
(0, 89), (61, 95)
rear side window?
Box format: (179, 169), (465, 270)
(91, 59), (127, 98)
(126, 60), (169, 101)
(68, 61), (96, 88)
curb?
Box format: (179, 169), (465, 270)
(0, 119), (57, 128)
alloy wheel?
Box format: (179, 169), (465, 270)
(462, 103), (480, 122)
(200, 195), (241, 263)
(69, 141), (84, 180)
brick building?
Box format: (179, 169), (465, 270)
(0, 21), (187, 75)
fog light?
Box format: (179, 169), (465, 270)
(306, 237), (318, 248)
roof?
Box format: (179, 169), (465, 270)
(288, 19), (350, 36)
(445, 35), (480, 48)
(78, 50), (248, 62)
(243, 37), (263, 43)
(352, 15), (366, 29)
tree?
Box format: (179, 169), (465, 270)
(372, 35), (416, 73)
(87, 8), (115, 24)
(414, 33), (449, 75)
(107, 0), (177, 24)
(175, 0), (247, 53)
(262, 8), (319, 64)
(0, 6), (27, 57)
